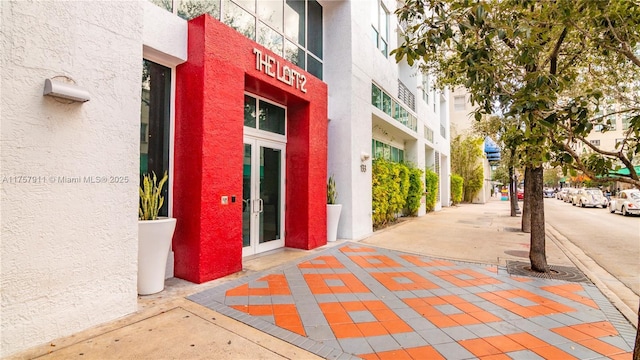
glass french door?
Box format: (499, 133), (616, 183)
(242, 136), (286, 256)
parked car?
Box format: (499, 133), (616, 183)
(564, 188), (580, 204)
(556, 188), (569, 200)
(517, 188), (524, 200)
(608, 189), (640, 216)
(575, 188), (608, 208)
(543, 188), (555, 198)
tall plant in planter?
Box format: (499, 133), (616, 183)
(138, 171), (176, 295)
(326, 175), (342, 242)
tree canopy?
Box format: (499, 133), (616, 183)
(393, 0), (640, 185)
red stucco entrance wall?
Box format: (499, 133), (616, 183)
(173, 15), (328, 284)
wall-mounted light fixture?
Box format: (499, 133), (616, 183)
(43, 78), (90, 103)
(360, 151), (370, 172)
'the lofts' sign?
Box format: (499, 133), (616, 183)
(253, 48), (307, 93)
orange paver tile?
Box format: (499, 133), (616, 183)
(479, 355), (512, 360)
(458, 338), (502, 357)
(298, 255), (345, 269)
(340, 245), (376, 253)
(551, 326), (592, 341)
(357, 322), (388, 337)
(275, 313), (303, 327)
(371, 349), (413, 360)
(319, 302), (345, 313)
(401, 255), (455, 267)
(324, 311), (352, 324)
(247, 305), (273, 316)
(428, 315), (459, 328)
(609, 352), (633, 360)
(468, 311), (502, 323)
(481, 335), (526, 353)
(331, 323), (363, 339)
(304, 273), (370, 294)
(372, 308), (401, 322)
(342, 301), (366, 311)
(449, 313), (481, 326)
(579, 338), (628, 357)
(531, 346), (579, 360)
(226, 274), (291, 296)
(359, 354), (380, 360)
(432, 269), (502, 287)
(349, 255), (403, 268)
(272, 304), (298, 315)
(507, 333), (549, 349)
(380, 319), (413, 333)
(285, 325), (306, 336)
(511, 276), (533, 282)
(571, 321), (619, 337)
(364, 300), (389, 311)
(405, 346), (445, 360)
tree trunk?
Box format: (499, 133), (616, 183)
(529, 166), (548, 272)
(509, 166), (518, 216)
(522, 167), (532, 233)
(633, 303), (639, 359)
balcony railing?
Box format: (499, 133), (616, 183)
(371, 83), (417, 132)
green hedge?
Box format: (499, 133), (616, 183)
(424, 168), (439, 212)
(451, 173), (464, 204)
(372, 159), (425, 228)
(405, 167), (424, 216)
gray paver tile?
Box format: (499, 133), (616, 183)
(305, 324), (335, 340)
(417, 328), (455, 345)
(337, 338), (374, 355)
(508, 349), (545, 359)
(431, 341), (476, 360)
(349, 310), (377, 323)
(528, 315), (565, 329)
(442, 325), (478, 341)
(463, 323), (503, 338)
(391, 332), (429, 348)
(599, 335), (633, 352)
(365, 335), (401, 352)
(487, 321), (524, 335)
(405, 316), (437, 331)
(554, 341), (602, 359)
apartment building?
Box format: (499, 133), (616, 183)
(1, 0), (450, 355)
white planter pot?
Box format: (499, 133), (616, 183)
(327, 204), (342, 242)
(138, 217), (176, 295)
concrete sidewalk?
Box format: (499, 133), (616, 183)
(8, 199), (638, 359)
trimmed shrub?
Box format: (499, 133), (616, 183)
(405, 166), (424, 216)
(451, 174), (464, 204)
(424, 168), (439, 212)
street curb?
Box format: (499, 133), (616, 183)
(546, 223), (638, 329)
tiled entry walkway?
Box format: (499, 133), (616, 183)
(188, 244), (636, 359)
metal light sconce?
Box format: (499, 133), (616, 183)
(43, 77), (90, 103)
(360, 152), (370, 172)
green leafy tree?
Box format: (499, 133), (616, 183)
(450, 135), (484, 203)
(393, 0), (640, 274)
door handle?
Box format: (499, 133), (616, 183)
(258, 198), (264, 213)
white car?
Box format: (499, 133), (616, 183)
(575, 188), (608, 208)
(609, 189), (640, 216)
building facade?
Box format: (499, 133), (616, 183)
(1, 0), (450, 356)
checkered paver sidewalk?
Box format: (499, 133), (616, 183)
(188, 244), (636, 359)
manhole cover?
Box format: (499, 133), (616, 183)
(506, 261), (591, 283)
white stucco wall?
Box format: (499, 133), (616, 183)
(1, 1), (143, 356)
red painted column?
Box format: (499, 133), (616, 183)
(174, 15), (327, 283)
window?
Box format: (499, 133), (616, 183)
(168, 0), (323, 79)
(424, 125), (434, 143)
(453, 95), (466, 111)
(622, 117), (631, 130)
(244, 94), (286, 135)
(371, 83), (417, 132)
(371, 139), (404, 163)
(422, 75), (429, 103)
(140, 59), (172, 216)
(371, 0), (389, 56)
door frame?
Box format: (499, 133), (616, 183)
(242, 135), (286, 257)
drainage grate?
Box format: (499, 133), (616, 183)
(506, 260), (591, 283)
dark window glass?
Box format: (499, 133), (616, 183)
(307, 54), (322, 80)
(371, 85), (382, 108)
(285, 0), (305, 46)
(141, 59), (171, 216)
(307, 0), (323, 58)
(258, 100), (285, 135)
(244, 95), (257, 128)
(382, 92), (391, 115)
